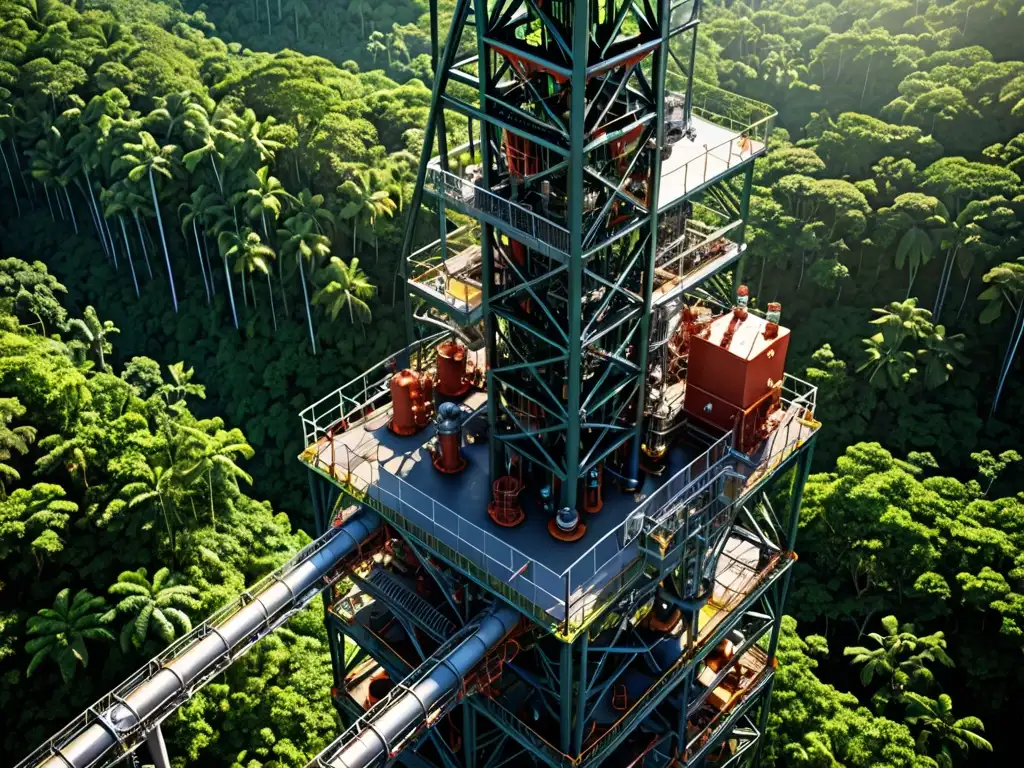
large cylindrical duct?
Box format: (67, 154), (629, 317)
(316, 605), (520, 768)
(34, 513), (381, 768)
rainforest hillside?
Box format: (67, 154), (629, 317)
(1, 0), (1023, 766)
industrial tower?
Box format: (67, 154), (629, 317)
(300, 1), (820, 767)
(15, 3), (820, 768)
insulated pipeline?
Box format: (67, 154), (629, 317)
(37, 513), (380, 768)
(317, 604), (520, 768)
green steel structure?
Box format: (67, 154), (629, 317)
(299, 1), (821, 766)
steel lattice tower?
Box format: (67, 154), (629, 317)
(301, 1), (821, 766)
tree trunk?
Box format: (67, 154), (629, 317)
(261, 210), (288, 315)
(203, 231), (217, 295)
(992, 306), (1024, 415)
(0, 143), (21, 217)
(43, 183), (55, 221)
(298, 256), (317, 353)
(956, 276), (972, 322)
(148, 168), (178, 312)
(277, 0), (282, 20)
(53, 183), (65, 220)
(10, 138), (33, 209)
(294, 7), (299, 39)
(79, 178), (108, 260)
(82, 170), (109, 260)
(265, 270), (278, 330)
(62, 185), (79, 234)
(134, 210), (155, 279)
(119, 216), (140, 297)
(224, 253), (239, 328)
(934, 244), (960, 319)
(241, 262), (249, 308)
(265, 0), (271, 34)
(103, 215), (118, 270)
(192, 219), (211, 304)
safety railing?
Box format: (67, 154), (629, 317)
(305, 419), (748, 636)
(684, 667), (774, 766)
(298, 331), (447, 448)
(655, 211), (743, 287)
(16, 524), (366, 768)
(407, 222), (484, 316)
(425, 167), (571, 254)
(735, 373), (819, 495)
(658, 78), (776, 202)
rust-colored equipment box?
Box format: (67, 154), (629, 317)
(684, 311), (789, 431)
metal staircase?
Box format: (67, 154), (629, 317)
(357, 567), (458, 642)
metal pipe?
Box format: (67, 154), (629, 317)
(316, 605), (519, 768)
(33, 513), (381, 768)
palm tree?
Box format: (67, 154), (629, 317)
(0, 94), (23, 217)
(106, 567), (201, 652)
(282, 0), (312, 39)
(178, 189), (213, 304)
(245, 166), (295, 316)
(27, 125), (76, 230)
(337, 169), (397, 258)
(903, 693), (992, 768)
(104, 179), (155, 281)
(219, 229), (276, 322)
(64, 306), (119, 372)
(857, 299), (933, 389)
(0, 397), (37, 499)
(313, 256), (375, 324)
(115, 132), (181, 312)
(147, 91), (211, 144)
(178, 427), (254, 520)
(979, 262), (1024, 415)
(844, 616), (953, 711)
(25, 588), (113, 683)
(278, 216), (329, 353)
(105, 458), (181, 552)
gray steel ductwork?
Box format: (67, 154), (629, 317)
(315, 604), (520, 768)
(31, 513), (380, 768)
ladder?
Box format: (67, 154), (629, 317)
(358, 567), (457, 642)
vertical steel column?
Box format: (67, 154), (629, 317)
(683, 0), (702, 128)
(559, 640), (575, 753)
(731, 160), (756, 295)
(572, 630), (589, 755)
(463, 702), (477, 768)
(755, 440), (816, 752)
(628, 0), (671, 484)
(675, 669), (693, 758)
(146, 725), (170, 768)
(475, 1), (503, 482)
(562, 0), (591, 510)
(395, 0), (473, 364)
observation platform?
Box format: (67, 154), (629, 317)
(422, 85), (773, 263)
(300, 347), (818, 637)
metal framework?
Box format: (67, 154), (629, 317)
(304, 2), (817, 768)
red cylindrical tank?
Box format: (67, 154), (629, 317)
(390, 369), (421, 435)
(436, 341), (470, 397)
(419, 374), (434, 426)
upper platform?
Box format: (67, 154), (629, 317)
(298, 336), (818, 638)
(423, 82), (775, 262)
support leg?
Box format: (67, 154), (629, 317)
(146, 725), (171, 768)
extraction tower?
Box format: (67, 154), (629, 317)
(15, 3), (821, 768)
(299, 1), (821, 767)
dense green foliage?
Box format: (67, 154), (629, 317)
(0, 257), (339, 764)
(2, 0), (1023, 766)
